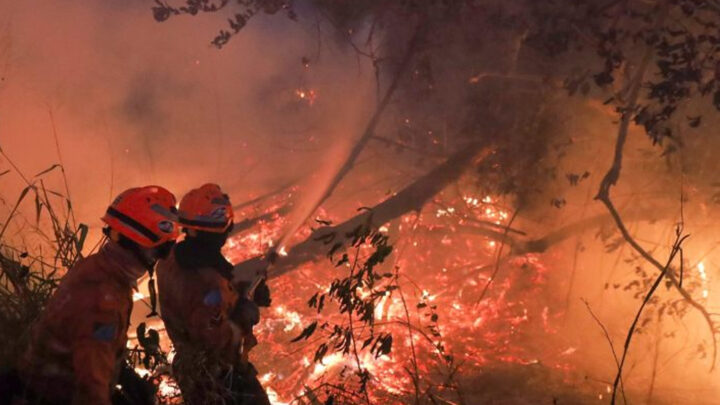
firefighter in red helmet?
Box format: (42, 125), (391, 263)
(156, 183), (271, 405)
(7, 186), (179, 405)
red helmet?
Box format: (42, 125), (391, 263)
(178, 183), (233, 233)
(101, 186), (179, 248)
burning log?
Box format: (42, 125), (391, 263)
(230, 203), (292, 236)
(232, 143), (492, 283)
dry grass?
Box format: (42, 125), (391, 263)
(0, 158), (86, 369)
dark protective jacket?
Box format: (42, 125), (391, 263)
(18, 241), (141, 405)
(156, 239), (269, 405)
(156, 242), (242, 362)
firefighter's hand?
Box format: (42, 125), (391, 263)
(243, 332), (258, 351)
(231, 297), (260, 330)
(253, 279), (271, 307)
(256, 253), (274, 276)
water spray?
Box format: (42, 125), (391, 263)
(241, 174), (336, 300)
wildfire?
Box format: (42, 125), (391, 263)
(253, 197), (560, 403)
(269, 305), (303, 332)
(150, 186), (572, 404)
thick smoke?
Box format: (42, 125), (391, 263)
(0, 0), (375, 244)
(3, 1), (720, 403)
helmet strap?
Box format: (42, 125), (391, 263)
(104, 227), (166, 318)
(146, 267), (159, 318)
(143, 240), (174, 317)
(125, 243), (160, 318)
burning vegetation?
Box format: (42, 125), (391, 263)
(4, 0), (720, 404)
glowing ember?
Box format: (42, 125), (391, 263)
(295, 88), (317, 105)
(158, 376), (181, 398)
(154, 189), (570, 403)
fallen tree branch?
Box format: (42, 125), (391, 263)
(232, 144), (491, 282)
(517, 209), (643, 254)
(235, 188), (688, 285)
(456, 206), (654, 254)
(231, 177), (299, 212)
(230, 204), (292, 236)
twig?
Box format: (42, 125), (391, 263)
(582, 299), (627, 404)
(47, 108), (77, 230)
(305, 20), (427, 214)
(431, 200), (526, 235)
(346, 244), (372, 405)
(646, 320), (662, 404)
(0, 186), (31, 241)
(609, 227), (688, 404)
(394, 220), (422, 405)
(474, 207), (521, 306)
(0, 147), (31, 186)
(398, 283), (421, 405)
(564, 238), (583, 313)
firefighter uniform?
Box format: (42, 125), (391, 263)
(18, 242), (137, 405)
(13, 186), (179, 405)
(156, 184), (270, 405)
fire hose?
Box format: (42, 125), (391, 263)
(232, 249), (279, 367)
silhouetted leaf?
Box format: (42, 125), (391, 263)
(33, 164), (61, 178)
(291, 321), (318, 342)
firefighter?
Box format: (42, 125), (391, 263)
(8, 186), (179, 405)
(156, 183), (271, 405)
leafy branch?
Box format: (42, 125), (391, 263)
(291, 213), (395, 403)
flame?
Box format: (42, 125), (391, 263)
(154, 190), (573, 403)
(158, 375), (181, 397)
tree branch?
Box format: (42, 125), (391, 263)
(230, 204), (292, 236)
(474, 207), (521, 306)
(304, 21), (428, 216)
(232, 144), (491, 283)
(609, 227), (688, 404)
(592, 1), (717, 400)
(230, 177), (299, 212)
